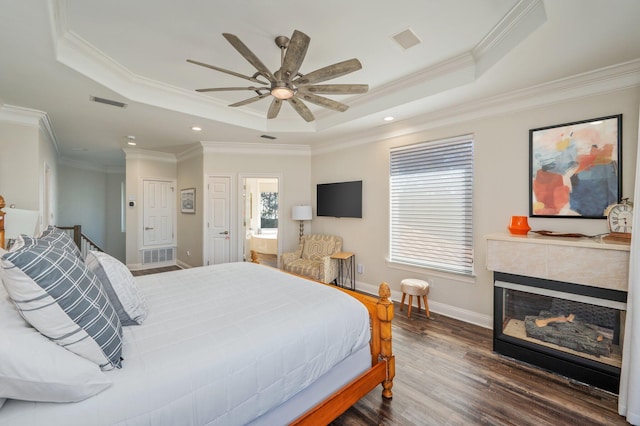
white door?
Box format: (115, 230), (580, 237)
(208, 176), (231, 264)
(143, 180), (174, 246)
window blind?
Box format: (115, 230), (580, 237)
(390, 136), (474, 275)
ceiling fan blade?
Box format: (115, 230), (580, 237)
(267, 99), (282, 119)
(280, 30), (310, 83)
(293, 58), (362, 86)
(186, 59), (268, 84)
(222, 33), (275, 83)
(297, 92), (349, 112)
(229, 93), (271, 107)
(297, 84), (368, 94)
(288, 97), (315, 122)
(196, 86), (268, 93)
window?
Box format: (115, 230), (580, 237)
(389, 135), (474, 275)
(260, 192), (278, 229)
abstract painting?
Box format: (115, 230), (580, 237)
(529, 115), (621, 218)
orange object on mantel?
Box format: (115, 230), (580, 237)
(508, 215), (531, 235)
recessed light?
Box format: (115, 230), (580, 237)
(126, 135), (137, 146)
(191, 126), (202, 131)
(384, 116), (395, 121)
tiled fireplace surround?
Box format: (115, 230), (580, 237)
(486, 233), (630, 393)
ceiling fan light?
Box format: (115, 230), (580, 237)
(271, 84), (294, 100)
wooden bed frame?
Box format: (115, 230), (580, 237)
(250, 250), (395, 425)
(0, 202), (394, 425)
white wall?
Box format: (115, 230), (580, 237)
(58, 165), (107, 247)
(105, 172), (126, 261)
(57, 163), (125, 260)
(202, 143), (311, 262)
(124, 149), (177, 267)
(311, 88), (640, 327)
(176, 148), (204, 267)
(0, 122), (43, 210)
(0, 109), (58, 235)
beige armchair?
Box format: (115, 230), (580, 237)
(281, 234), (343, 283)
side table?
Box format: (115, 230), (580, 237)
(331, 251), (355, 290)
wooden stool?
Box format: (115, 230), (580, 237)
(400, 278), (430, 318)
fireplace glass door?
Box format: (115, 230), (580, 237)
(498, 282), (625, 368)
(493, 272), (627, 392)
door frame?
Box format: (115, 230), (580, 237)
(237, 173), (283, 264)
(204, 173), (235, 265)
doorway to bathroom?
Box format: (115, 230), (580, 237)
(241, 176), (280, 267)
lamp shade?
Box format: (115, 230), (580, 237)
(4, 208), (39, 240)
(291, 205), (312, 221)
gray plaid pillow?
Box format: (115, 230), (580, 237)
(1, 242), (122, 370)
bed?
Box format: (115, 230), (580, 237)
(0, 204), (394, 425)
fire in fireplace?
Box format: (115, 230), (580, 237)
(493, 272), (627, 393)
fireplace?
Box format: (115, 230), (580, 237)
(486, 233), (630, 393)
(493, 272), (626, 392)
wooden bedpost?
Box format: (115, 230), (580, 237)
(290, 281), (396, 425)
(250, 250), (258, 264)
(0, 195), (5, 250)
(377, 282), (394, 399)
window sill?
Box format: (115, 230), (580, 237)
(386, 259), (476, 284)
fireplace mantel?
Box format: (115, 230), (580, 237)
(486, 233), (630, 291)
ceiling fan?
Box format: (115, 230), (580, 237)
(187, 30), (368, 122)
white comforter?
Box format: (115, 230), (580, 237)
(0, 262), (371, 425)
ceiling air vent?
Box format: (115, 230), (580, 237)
(391, 28), (421, 50)
(260, 134), (277, 140)
(90, 96), (127, 108)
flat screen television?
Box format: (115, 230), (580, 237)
(316, 180), (362, 218)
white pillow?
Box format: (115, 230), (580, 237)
(0, 327), (112, 403)
(0, 281), (111, 402)
(0, 243), (123, 370)
(86, 250), (148, 325)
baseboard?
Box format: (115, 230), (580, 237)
(356, 280), (493, 330)
(176, 259), (194, 269)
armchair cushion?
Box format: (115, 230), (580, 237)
(281, 235), (343, 283)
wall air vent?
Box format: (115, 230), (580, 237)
(142, 247), (175, 265)
(90, 96), (127, 108)
(260, 134), (277, 140)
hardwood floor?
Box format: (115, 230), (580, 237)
(130, 265), (181, 276)
(332, 308), (628, 426)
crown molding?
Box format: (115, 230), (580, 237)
(472, 0), (546, 77)
(0, 105), (60, 155)
(58, 156), (124, 174)
(313, 58), (640, 155)
(123, 148), (177, 163)
(48, 0), (315, 133)
(50, 0), (545, 133)
(316, 0), (546, 129)
(0, 104), (47, 126)
(176, 143), (204, 163)
(200, 141), (311, 156)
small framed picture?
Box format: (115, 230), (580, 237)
(180, 188), (196, 214)
(529, 114), (622, 218)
